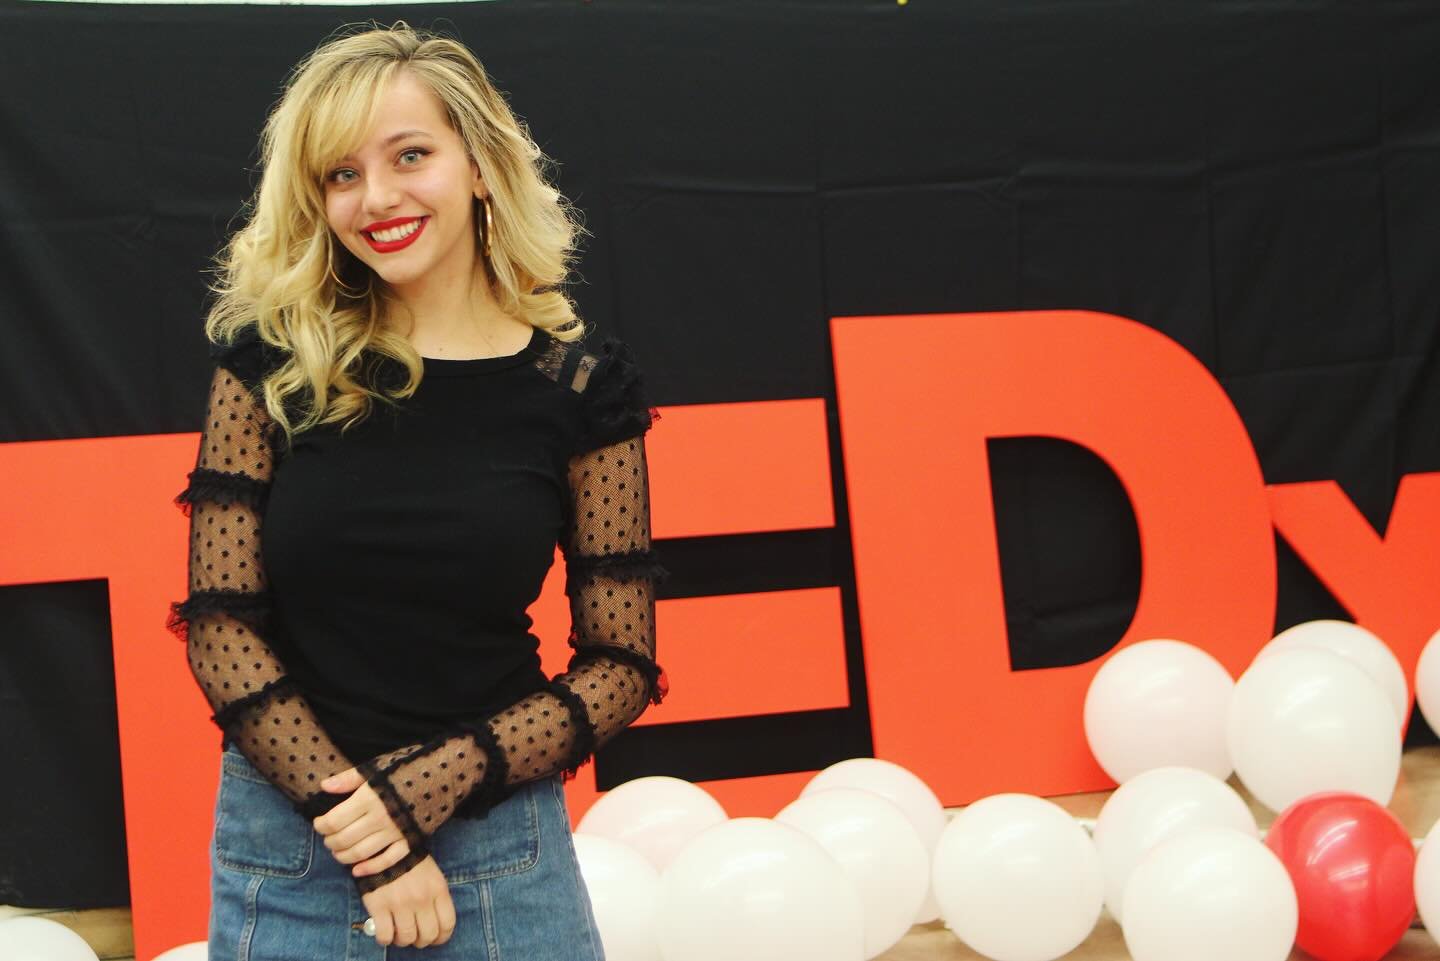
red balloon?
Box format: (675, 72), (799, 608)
(1263, 792), (1416, 961)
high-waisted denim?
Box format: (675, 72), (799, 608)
(208, 740), (607, 960)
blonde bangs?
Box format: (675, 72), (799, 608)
(299, 61), (397, 186)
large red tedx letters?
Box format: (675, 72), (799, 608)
(832, 309), (1440, 805)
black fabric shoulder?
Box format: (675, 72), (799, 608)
(207, 325), (284, 391)
(575, 337), (661, 453)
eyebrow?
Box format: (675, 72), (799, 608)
(337, 129), (434, 161)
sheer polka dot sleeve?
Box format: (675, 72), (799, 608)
(167, 341), (434, 895)
(337, 338), (670, 856)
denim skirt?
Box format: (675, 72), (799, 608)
(208, 740), (607, 960)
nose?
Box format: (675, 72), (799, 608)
(361, 169), (404, 222)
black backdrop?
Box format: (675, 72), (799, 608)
(2, 0), (1437, 909)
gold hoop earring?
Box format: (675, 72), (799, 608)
(480, 194), (494, 260)
(327, 247), (372, 297)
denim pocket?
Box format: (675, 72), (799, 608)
(426, 778), (543, 883)
(214, 744), (315, 878)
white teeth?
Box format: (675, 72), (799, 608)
(369, 219), (422, 243)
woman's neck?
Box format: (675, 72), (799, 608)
(387, 264), (528, 359)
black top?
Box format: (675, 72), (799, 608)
(167, 322), (668, 894)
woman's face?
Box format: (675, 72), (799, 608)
(322, 70), (484, 296)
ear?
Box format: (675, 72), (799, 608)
(471, 159), (486, 200)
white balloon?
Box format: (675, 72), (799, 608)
(1121, 827), (1297, 961)
(776, 787), (930, 959)
(572, 833), (662, 961)
(1083, 639), (1235, 783)
(1414, 815), (1440, 940)
(907, 879), (942, 925)
(801, 757), (947, 924)
(152, 944), (209, 961)
(1414, 627), (1440, 738)
(1227, 646), (1401, 811)
(1257, 620), (1408, 727)
(932, 794), (1103, 961)
(577, 776), (727, 872)
(1091, 766), (1258, 923)
(0, 917), (100, 961)
(656, 817), (865, 961)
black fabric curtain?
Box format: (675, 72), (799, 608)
(2, 0), (1436, 908)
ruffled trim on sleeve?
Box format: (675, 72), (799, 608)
(165, 589), (273, 644)
(398, 715), (518, 824)
(172, 467), (269, 518)
(455, 718), (513, 820)
(546, 679), (600, 784)
(355, 751), (435, 849)
(563, 546), (671, 595)
(574, 338), (662, 454)
(209, 675), (297, 730)
(566, 643), (669, 708)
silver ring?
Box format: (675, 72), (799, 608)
(363, 917), (376, 937)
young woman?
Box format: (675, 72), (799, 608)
(167, 21), (668, 958)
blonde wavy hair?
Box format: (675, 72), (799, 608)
(203, 19), (591, 446)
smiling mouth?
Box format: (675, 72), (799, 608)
(364, 216), (429, 251)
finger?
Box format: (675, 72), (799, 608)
(321, 767), (362, 792)
(313, 794), (362, 836)
(324, 814), (391, 863)
(353, 837), (412, 878)
(415, 900), (440, 948)
(373, 906), (396, 947)
(393, 908), (419, 948)
(331, 828), (396, 867)
(436, 888), (457, 945)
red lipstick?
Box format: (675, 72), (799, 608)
(363, 216), (428, 253)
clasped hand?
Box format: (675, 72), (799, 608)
(313, 766), (455, 948)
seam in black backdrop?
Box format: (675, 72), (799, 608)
(1, 0), (1436, 908)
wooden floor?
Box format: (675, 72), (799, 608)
(11, 746), (1440, 960)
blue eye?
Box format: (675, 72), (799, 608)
(325, 147), (430, 184)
